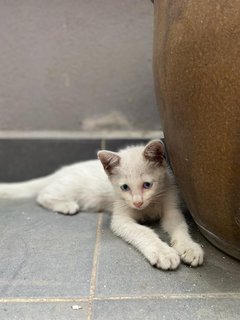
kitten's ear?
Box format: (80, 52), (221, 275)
(97, 150), (120, 175)
(143, 139), (165, 165)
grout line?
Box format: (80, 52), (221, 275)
(0, 292), (239, 304)
(87, 213), (104, 320)
(100, 139), (106, 150)
(0, 297), (89, 303)
(0, 130), (164, 140)
(93, 292), (240, 301)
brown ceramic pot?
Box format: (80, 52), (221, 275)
(153, 0), (240, 259)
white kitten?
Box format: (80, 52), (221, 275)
(0, 140), (204, 270)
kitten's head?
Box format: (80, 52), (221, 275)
(98, 140), (166, 210)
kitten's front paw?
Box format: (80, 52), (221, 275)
(172, 240), (204, 267)
(146, 245), (180, 270)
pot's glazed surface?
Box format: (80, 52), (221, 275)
(153, 0), (240, 259)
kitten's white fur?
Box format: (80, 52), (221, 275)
(0, 140), (204, 270)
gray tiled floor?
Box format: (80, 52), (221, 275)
(0, 199), (239, 320)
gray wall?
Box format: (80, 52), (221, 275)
(0, 0), (161, 132)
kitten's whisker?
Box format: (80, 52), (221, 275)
(113, 200), (129, 209)
(148, 192), (166, 201)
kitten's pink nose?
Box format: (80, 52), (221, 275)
(133, 201), (143, 208)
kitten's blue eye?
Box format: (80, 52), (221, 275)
(143, 182), (153, 189)
(120, 184), (130, 191)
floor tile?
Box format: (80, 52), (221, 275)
(0, 139), (101, 182)
(0, 301), (88, 320)
(93, 297), (240, 320)
(96, 214), (240, 297)
(0, 200), (98, 297)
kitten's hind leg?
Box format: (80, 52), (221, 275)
(37, 190), (79, 215)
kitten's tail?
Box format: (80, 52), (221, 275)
(0, 175), (53, 199)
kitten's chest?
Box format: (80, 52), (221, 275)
(133, 202), (162, 224)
